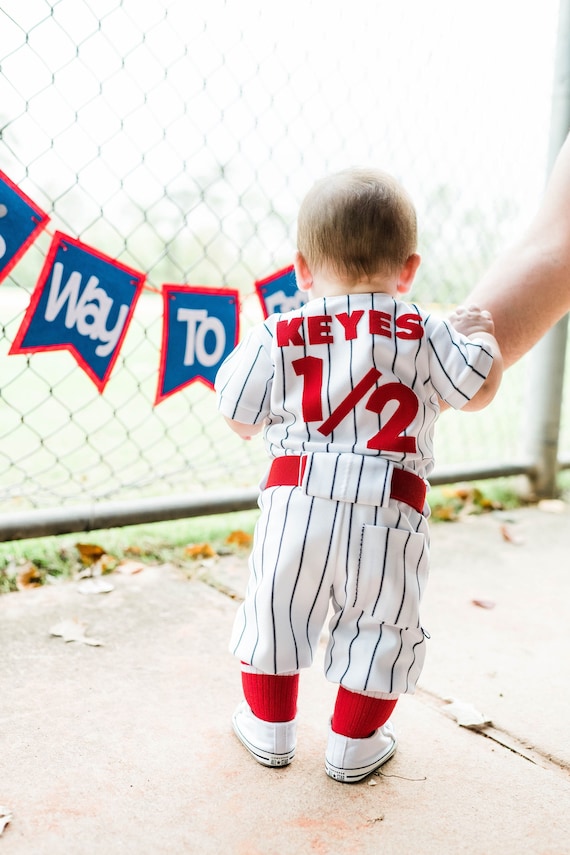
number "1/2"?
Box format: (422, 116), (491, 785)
(292, 356), (418, 452)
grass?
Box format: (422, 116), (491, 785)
(3, 474), (568, 594)
(0, 508), (259, 594)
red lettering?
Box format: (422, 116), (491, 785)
(276, 317), (305, 346)
(369, 310), (393, 338)
(396, 313), (424, 340)
(318, 367), (381, 435)
(293, 356), (323, 420)
(366, 383), (418, 451)
(276, 309), (423, 347)
(307, 314), (333, 344)
(336, 310), (364, 341)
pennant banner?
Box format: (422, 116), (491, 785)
(0, 169), (49, 284)
(9, 232), (145, 392)
(156, 284), (240, 404)
(255, 265), (307, 318)
(1, 169), (310, 402)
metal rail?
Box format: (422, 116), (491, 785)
(1, 458), (569, 542)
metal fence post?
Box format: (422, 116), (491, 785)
(525, 0), (570, 499)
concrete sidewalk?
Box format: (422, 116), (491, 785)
(1, 503), (570, 854)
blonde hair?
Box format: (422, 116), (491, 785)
(296, 167), (417, 282)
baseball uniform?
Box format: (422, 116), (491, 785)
(216, 291), (494, 697)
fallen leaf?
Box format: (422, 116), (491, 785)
(76, 542), (106, 565)
(431, 505), (459, 522)
(185, 543), (217, 559)
(476, 495), (499, 511)
(116, 560), (145, 575)
(77, 577), (114, 595)
(443, 698), (492, 730)
(226, 530), (253, 548)
(435, 485), (503, 522)
(500, 524), (525, 545)
(124, 545), (144, 556)
(0, 806), (12, 836)
(92, 554), (117, 575)
(50, 617), (87, 642)
(76, 554), (117, 583)
(16, 561), (43, 590)
(443, 485), (472, 501)
(472, 599), (496, 609)
(50, 618), (103, 646)
(444, 485), (502, 512)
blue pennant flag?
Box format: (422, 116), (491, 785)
(156, 284), (240, 404)
(255, 265), (307, 317)
(10, 232), (145, 392)
(0, 169), (49, 284)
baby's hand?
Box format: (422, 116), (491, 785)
(448, 304), (495, 337)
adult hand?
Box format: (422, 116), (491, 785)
(448, 305), (495, 338)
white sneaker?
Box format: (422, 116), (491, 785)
(232, 701), (296, 767)
(325, 720), (397, 783)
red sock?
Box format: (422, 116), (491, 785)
(332, 686), (398, 738)
(241, 669), (299, 723)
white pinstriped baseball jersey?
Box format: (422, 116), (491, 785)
(216, 292), (493, 480)
(215, 291), (495, 693)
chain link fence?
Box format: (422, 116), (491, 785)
(0, 0), (568, 530)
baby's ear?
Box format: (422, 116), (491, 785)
(294, 251), (313, 292)
(397, 253), (421, 294)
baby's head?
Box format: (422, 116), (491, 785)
(296, 167), (417, 288)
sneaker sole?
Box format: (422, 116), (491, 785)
(232, 716), (295, 768)
(325, 739), (397, 783)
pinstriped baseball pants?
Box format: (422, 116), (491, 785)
(230, 479), (430, 699)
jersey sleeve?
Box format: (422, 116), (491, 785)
(425, 316), (495, 409)
(215, 322), (274, 424)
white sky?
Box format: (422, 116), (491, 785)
(0, 0), (562, 242)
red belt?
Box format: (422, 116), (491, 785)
(265, 455), (426, 514)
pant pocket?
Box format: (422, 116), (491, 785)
(354, 524), (428, 629)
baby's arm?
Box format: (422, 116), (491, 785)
(215, 326), (271, 440)
(223, 416), (265, 440)
(448, 305), (504, 411)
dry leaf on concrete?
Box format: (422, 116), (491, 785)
(76, 542), (107, 564)
(431, 504), (459, 522)
(91, 554), (117, 575)
(0, 806), (12, 836)
(443, 698), (492, 730)
(185, 543), (217, 559)
(16, 560), (44, 589)
(500, 524), (525, 545)
(472, 599), (495, 609)
(434, 485), (503, 522)
(76, 553), (116, 583)
(77, 577), (114, 594)
(225, 530), (253, 548)
(116, 559), (145, 575)
(50, 618), (103, 646)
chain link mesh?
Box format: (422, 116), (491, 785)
(0, 0), (567, 514)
